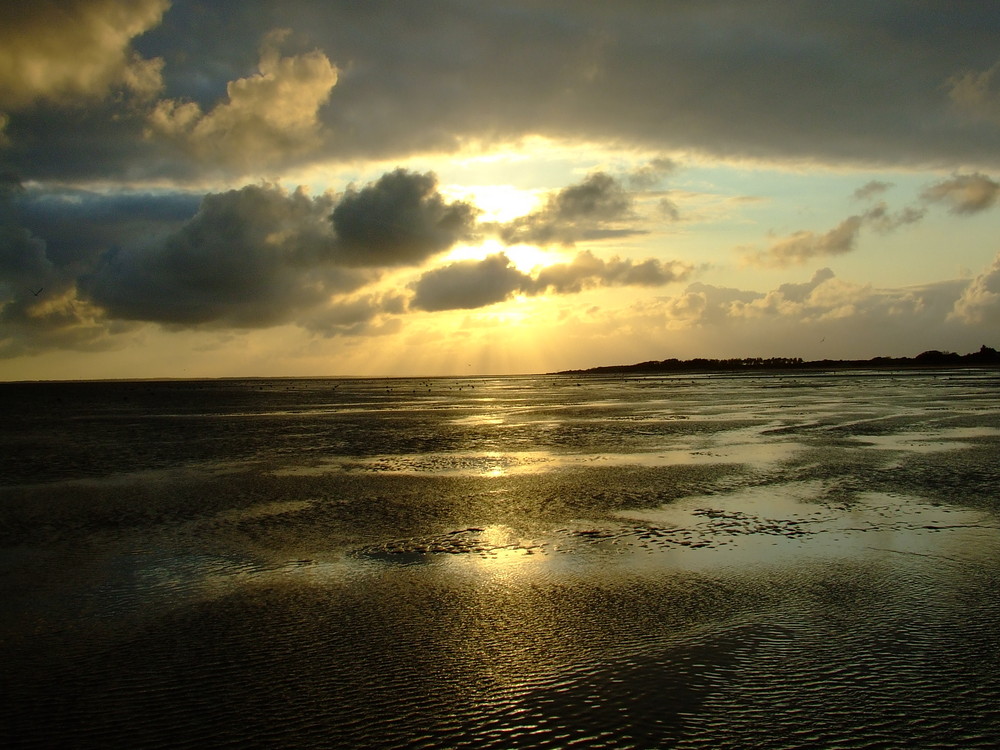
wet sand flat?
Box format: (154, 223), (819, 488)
(2, 370), (1000, 748)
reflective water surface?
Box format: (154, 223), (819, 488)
(2, 370), (1000, 748)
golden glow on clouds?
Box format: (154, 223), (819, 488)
(147, 30), (338, 171)
(0, 0), (168, 109)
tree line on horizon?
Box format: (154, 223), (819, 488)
(559, 345), (1000, 375)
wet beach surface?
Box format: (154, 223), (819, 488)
(2, 370), (1000, 748)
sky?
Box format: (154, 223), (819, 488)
(1, 0), (999, 380)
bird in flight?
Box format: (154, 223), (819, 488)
(30, 287), (43, 296)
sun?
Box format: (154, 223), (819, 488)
(436, 182), (575, 272)
(502, 243), (557, 273)
(442, 239), (565, 273)
(445, 183), (542, 223)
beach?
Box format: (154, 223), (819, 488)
(2, 370), (1000, 748)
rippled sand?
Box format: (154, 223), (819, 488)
(2, 370), (1000, 748)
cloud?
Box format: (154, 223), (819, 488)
(285, 1), (1000, 169)
(627, 158), (679, 190)
(498, 172), (640, 246)
(0, 0), (167, 109)
(82, 183), (371, 327)
(303, 293), (406, 337)
(657, 195), (681, 222)
(853, 181), (893, 201)
(302, 2), (1000, 168)
(743, 215), (865, 268)
(948, 60), (1000, 123)
(532, 250), (693, 294)
(410, 254), (528, 312)
(775, 268), (836, 303)
(658, 268), (968, 338)
(15, 187), (201, 269)
(0, 169), (486, 353)
(146, 29), (338, 171)
(921, 172), (1000, 214)
(410, 249), (693, 311)
(7, 3), (1000, 184)
(0, 183), (132, 357)
(0, 222), (56, 311)
(0, 179), (82, 339)
(660, 282), (764, 326)
(331, 169), (479, 267)
(950, 252), (1000, 324)
(861, 202), (927, 233)
(743, 199), (928, 268)
(743, 171), (999, 270)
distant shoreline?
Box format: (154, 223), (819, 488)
(556, 346), (1000, 375)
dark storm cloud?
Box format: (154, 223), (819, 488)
(947, 60), (1000, 125)
(294, 0), (1000, 168)
(410, 250), (693, 312)
(181, 1), (1000, 168)
(1, 186), (207, 351)
(331, 169), (479, 266)
(0, 179), (135, 355)
(82, 183), (374, 327)
(499, 172), (641, 246)
(0, 178), (52, 289)
(0, 169), (488, 352)
(17, 188), (202, 268)
(0, 221), (53, 294)
(7, 1), (1000, 183)
(0, 166), (488, 355)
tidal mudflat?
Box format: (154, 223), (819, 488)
(2, 370), (1000, 748)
